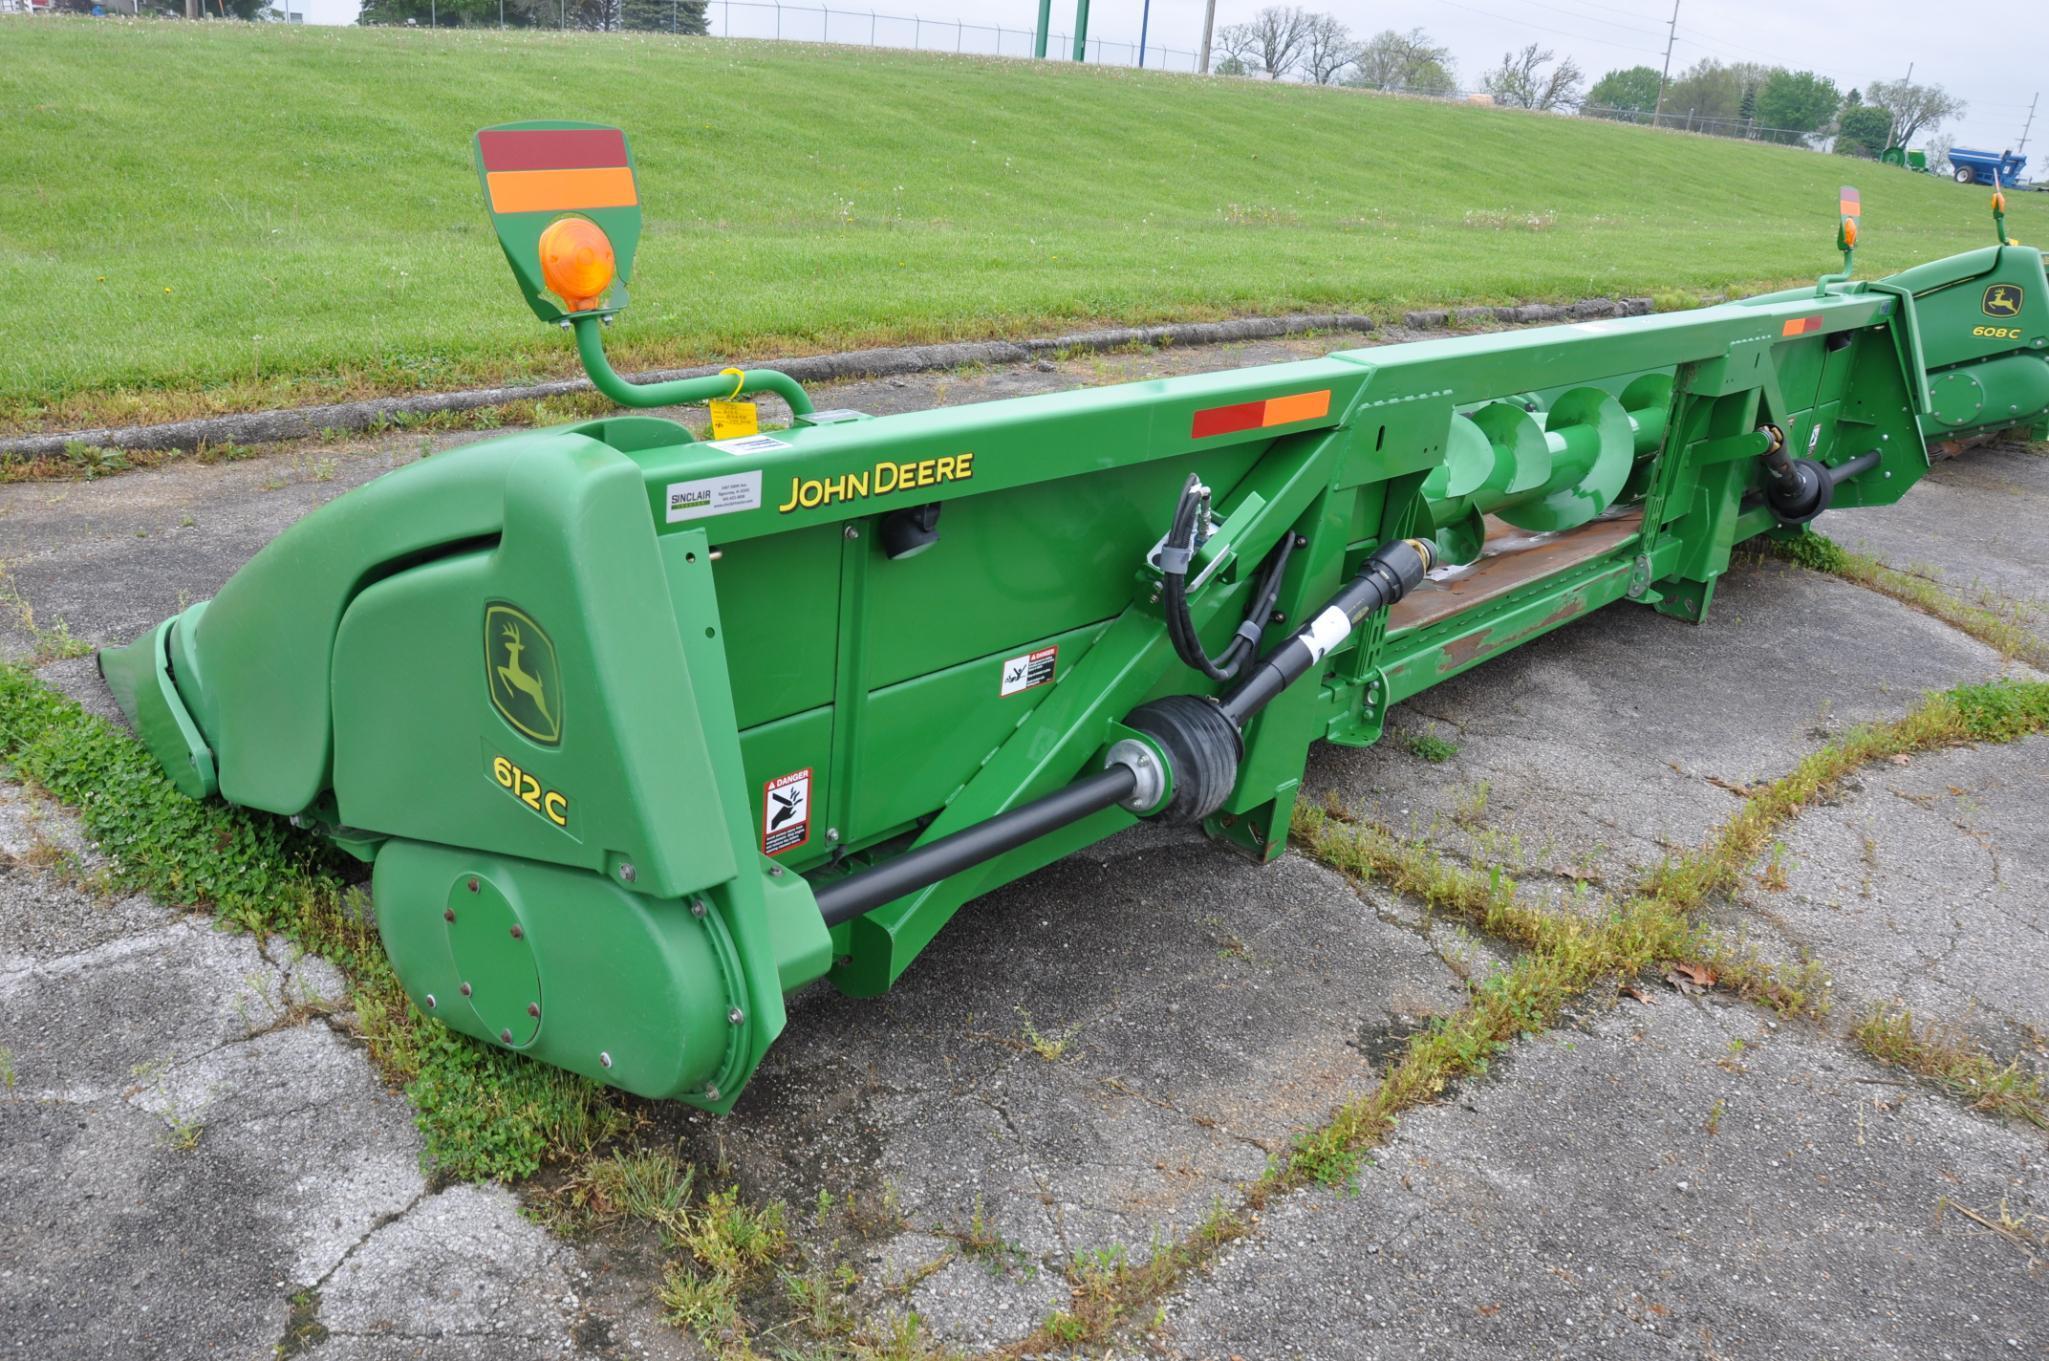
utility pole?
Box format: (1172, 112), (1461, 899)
(1651, 0), (1679, 128)
(1198, 0), (1216, 74)
(2019, 92), (2039, 154)
(1137, 0), (1150, 68)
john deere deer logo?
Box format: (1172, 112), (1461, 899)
(484, 603), (561, 745)
(1982, 284), (2024, 318)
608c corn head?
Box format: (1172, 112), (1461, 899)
(101, 126), (2049, 1111)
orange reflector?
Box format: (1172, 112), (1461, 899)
(1841, 216), (1858, 248)
(1780, 315), (1825, 337)
(486, 166), (638, 215)
(1191, 390), (1331, 439)
(1839, 185), (1861, 218)
(538, 217), (617, 313)
(1992, 190), (2008, 214)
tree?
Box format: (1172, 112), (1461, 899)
(1752, 69), (1839, 145)
(621, 0), (707, 32)
(1659, 58), (1745, 128)
(1583, 65), (1661, 119)
(1865, 78), (1966, 149)
(1347, 28), (1456, 96)
(359, 0), (555, 24)
(1481, 43), (1583, 112)
(1833, 105), (1893, 158)
(1215, 22), (1261, 75)
(1925, 134), (1955, 174)
(1248, 6), (1311, 81)
(1300, 13), (1353, 86)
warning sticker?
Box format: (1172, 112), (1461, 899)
(705, 433), (792, 456)
(666, 470), (762, 523)
(761, 768), (812, 856)
(999, 645), (1057, 698)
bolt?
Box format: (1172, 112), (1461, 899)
(690, 898), (708, 918)
(528, 1002), (541, 1018)
(509, 924), (523, 940)
(599, 1051), (613, 1068)
(425, 993), (437, 1010)
(468, 877), (479, 893)
(705, 1084), (721, 1101)
(460, 982), (472, 997)
(444, 908), (456, 923)
(826, 827), (841, 843)
(769, 865), (784, 877)
(727, 1007), (745, 1025)
(618, 863), (637, 883)
(844, 525), (860, 540)
(499, 1029), (513, 1044)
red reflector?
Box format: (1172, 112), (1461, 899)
(1190, 400), (1268, 439)
(478, 128), (630, 173)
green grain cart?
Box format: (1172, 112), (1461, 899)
(101, 126), (2049, 1111)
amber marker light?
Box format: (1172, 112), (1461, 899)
(538, 216), (616, 313)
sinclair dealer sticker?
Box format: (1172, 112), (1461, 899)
(665, 469), (762, 523)
(999, 645), (1057, 698)
(761, 768), (812, 856)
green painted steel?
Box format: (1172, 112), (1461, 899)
(99, 136), (2049, 1110)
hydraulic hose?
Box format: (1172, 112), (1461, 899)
(1160, 474), (1299, 683)
(1218, 538), (1435, 729)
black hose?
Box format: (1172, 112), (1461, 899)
(1161, 474), (1298, 683)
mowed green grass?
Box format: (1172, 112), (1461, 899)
(3, 19), (2041, 433)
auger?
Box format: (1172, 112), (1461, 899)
(101, 123), (2049, 1110)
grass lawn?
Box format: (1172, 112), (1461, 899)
(3, 18), (2041, 434)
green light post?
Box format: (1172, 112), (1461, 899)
(1033, 0), (1051, 57)
(1071, 0), (1090, 61)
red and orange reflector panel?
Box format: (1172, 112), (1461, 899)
(1839, 185), (1861, 219)
(480, 128), (637, 215)
(1191, 389), (1331, 439)
(1781, 315), (1826, 337)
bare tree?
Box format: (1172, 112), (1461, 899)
(1249, 5), (1311, 81)
(1348, 27), (1457, 95)
(1481, 43), (1585, 112)
(1301, 13), (1354, 86)
(1865, 78), (1966, 150)
(1924, 133), (1955, 174)
(1215, 21), (1262, 75)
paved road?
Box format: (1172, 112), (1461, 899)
(1, 341), (2044, 1359)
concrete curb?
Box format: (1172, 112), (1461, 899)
(1, 299), (1654, 459)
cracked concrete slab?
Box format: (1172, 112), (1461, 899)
(647, 829), (1474, 1346)
(0, 795), (693, 1361)
(1822, 442), (2049, 631)
(1166, 996), (2048, 1361)
(1305, 554), (2027, 900)
(1753, 735), (2049, 1056)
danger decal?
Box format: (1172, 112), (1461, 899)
(762, 768), (812, 856)
(999, 646), (1057, 698)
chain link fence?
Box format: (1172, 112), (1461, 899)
(694, 0), (1196, 70)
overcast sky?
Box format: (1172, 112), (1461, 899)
(293, 0), (2040, 156)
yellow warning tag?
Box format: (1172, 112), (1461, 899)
(708, 398), (758, 441)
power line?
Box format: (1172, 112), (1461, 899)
(1430, 0), (1664, 57)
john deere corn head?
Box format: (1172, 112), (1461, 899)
(101, 127), (2049, 1111)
